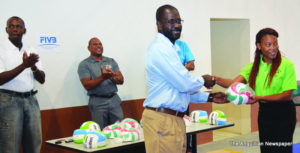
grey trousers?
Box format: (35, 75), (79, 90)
(88, 94), (124, 130)
(0, 92), (42, 153)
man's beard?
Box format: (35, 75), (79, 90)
(162, 28), (181, 42)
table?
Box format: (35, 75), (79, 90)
(186, 122), (234, 153)
(46, 122), (234, 153)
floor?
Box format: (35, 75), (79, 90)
(196, 123), (300, 153)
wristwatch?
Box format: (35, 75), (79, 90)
(208, 93), (214, 102)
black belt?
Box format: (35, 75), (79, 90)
(146, 107), (185, 118)
(0, 89), (38, 98)
(90, 93), (115, 98)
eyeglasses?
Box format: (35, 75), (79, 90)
(166, 19), (184, 25)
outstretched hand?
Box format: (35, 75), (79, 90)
(211, 92), (230, 104)
(202, 74), (216, 89)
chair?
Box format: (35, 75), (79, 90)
(292, 81), (300, 106)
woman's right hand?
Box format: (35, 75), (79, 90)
(248, 96), (259, 104)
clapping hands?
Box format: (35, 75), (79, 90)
(22, 52), (39, 68)
(100, 66), (114, 80)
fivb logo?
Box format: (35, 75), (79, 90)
(39, 36), (59, 47)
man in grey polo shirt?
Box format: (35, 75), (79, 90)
(78, 37), (124, 129)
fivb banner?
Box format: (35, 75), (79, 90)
(36, 33), (60, 52)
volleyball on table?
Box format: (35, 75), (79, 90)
(83, 131), (107, 149)
(120, 128), (141, 142)
(208, 110), (227, 125)
(80, 121), (101, 131)
(190, 110), (208, 123)
(73, 129), (92, 143)
(121, 118), (141, 130)
(102, 124), (122, 139)
(225, 82), (255, 105)
(183, 115), (191, 126)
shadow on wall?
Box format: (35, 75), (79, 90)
(55, 60), (89, 108)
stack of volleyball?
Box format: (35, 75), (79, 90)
(208, 110), (227, 125)
(119, 118), (142, 142)
(190, 110), (208, 123)
(226, 82), (255, 105)
(101, 118), (142, 143)
(72, 121), (107, 149)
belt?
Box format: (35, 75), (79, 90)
(0, 89), (38, 98)
(146, 107), (185, 118)
(90, 93), (115, 98)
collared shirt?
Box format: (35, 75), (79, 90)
(240, 55), (297, 97)
(176, 40), (195, 65)
(0, 39), (42, 92)
(78, 55), (120, 96)
(143, 33), (209, 112)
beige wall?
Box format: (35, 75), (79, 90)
(211, 19), (251, 135)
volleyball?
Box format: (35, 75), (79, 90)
(83, 131), (107, 149)
(73, 129), (89, 143)
(80, 121), (101, 131)
(183, 115), (191, 126)
(208, 110), (227, 125)
(225, 82), (255, 105)
(120, 128), (141, 142)
(121, 118), (141, 130)
(190, 110), (208, 123)
(102, 124), (122, 139)
(140, 119), (143, 127)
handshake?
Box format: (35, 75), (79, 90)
(202, 74), (229, 104)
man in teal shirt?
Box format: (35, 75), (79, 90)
(176, 40), (195, 71)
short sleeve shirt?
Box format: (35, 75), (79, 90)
(240, 56), (297, 97)
(0, 39), (43, 92)
(77, 56), (120, 96)
(175, 40), (195, 65)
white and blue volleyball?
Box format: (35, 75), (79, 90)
(208, 110), (227, 125)
(73, 129), (89, 143)
(83, 131), (107, 148)
(190, 110), (208, 123)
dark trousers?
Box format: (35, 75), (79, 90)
(186, 106), (192, 151)
(258, 101), (296, 153)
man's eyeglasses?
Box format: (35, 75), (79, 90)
(166, 19), (184, 25)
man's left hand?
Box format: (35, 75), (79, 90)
(184, 61), (195, 71)
(202, 74), (216, 89)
